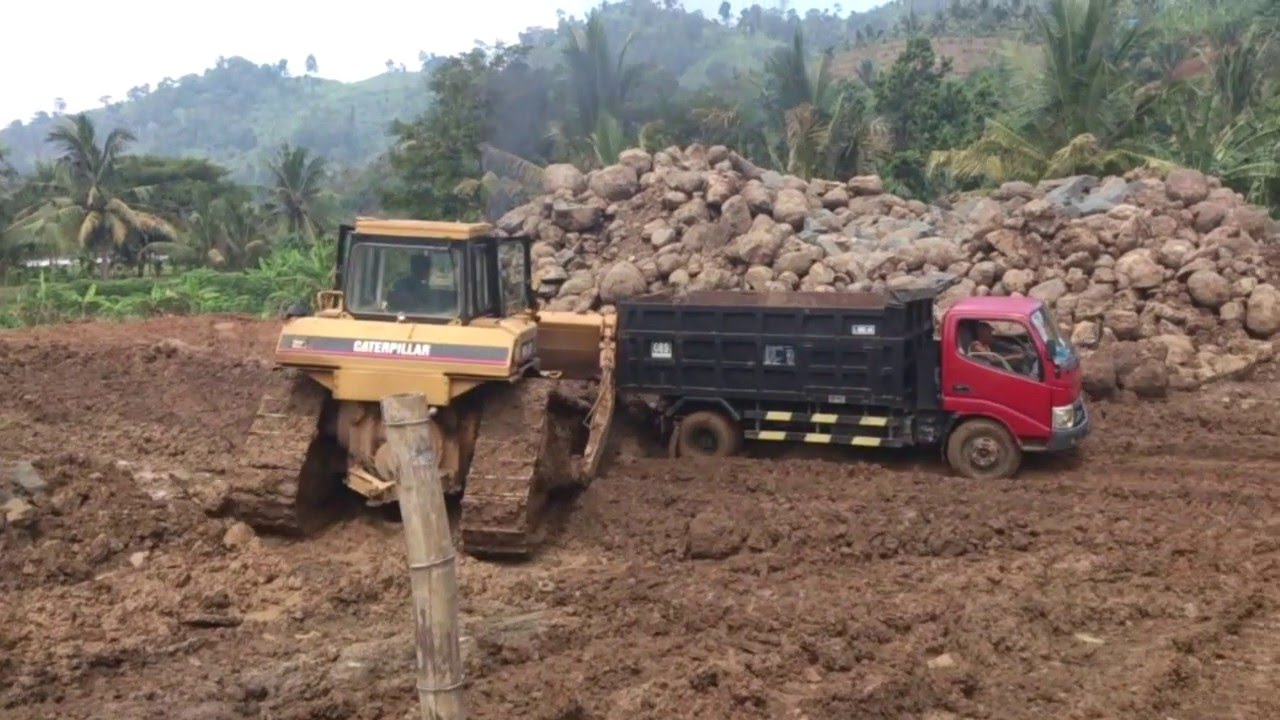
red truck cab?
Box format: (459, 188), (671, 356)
(938, 296), (1089, 476)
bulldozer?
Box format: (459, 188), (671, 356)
(226, 217), (617, 557)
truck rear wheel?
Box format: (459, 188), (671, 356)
(674, 410), (741, 458)
(946, 418), (1021, 480)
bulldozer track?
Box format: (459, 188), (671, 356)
(225, 369), (340, 535)
(460, 377), (577, 556)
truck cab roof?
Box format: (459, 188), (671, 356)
(949, 295), (1044, 317)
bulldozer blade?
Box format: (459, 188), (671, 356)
(461, 377), (576, 557)
(581, 311), (616, 480)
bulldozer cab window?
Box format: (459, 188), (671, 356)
(463, 239), (530, 318)
(346, 243), (461, 319)
(497, 240), (528, 316)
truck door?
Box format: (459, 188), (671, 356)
(943, 317), (1053, 440)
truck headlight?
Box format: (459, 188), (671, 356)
(1052, 404), (1075, 430)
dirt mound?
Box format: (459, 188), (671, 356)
(0, 454), (220, 590)
(0, 320), (274, 469)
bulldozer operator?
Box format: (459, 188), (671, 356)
(388, 253), (456, 316)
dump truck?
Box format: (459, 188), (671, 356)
(614, 283), (1090, 479)
(228, 217), (616, 557)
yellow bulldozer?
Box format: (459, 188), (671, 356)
(226, 216), (617, 557)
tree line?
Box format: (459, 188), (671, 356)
(0, 116), (334, 280)
(385, 0), (1279, 222)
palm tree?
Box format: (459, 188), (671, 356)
(1131, 11), (1280, 206)
(557, 11), (646, 162)
(6, 114), (174, 278)
(195, 197), (270, 269)
(759, 30), (889, 179)
(265, 143), (329, 243)
(1031, 0), (1149, 145)
(929, 0), (1157, 184)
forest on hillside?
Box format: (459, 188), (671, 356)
(0, 0), (1034, 180)
(0, 0), (1277, 306)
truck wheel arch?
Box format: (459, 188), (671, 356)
(944, 415), (1022, 480)
(666, 397), (741, 422)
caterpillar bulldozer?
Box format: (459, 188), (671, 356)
(225, 217), (617, 557)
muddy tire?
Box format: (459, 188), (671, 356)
(674, 410), (741, 458)
(946, 418), (1021, 480)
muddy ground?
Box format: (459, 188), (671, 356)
(1, 315), (1277, 720)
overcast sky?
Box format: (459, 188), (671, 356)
(1, 0), (885, 127)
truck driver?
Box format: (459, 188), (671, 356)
(967, 321), (1026, 371)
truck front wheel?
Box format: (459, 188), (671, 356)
(946, 418), (1021, 480)
(674, 410), (742, 458)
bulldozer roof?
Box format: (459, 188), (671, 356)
(354, 216), (495, 240)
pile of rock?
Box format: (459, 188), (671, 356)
(496, 144), (1278, 398)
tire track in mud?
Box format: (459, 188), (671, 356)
(1194, 610), (1280, 720)
(1142, 593), (1280, 720)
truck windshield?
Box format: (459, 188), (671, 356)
(1029, 306), (1077, 368)
(345, 242), (463, 319)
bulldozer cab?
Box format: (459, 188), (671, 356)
(332, 217), (533, 324)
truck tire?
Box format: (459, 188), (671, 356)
(675, 410), (741, 458)
(945, 418), (1021, 480)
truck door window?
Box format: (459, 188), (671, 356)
(957, 318), (1039, 379)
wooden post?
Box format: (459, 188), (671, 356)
(380, 392), (466, 720)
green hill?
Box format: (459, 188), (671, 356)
(1, 1), (1031, 181)
(0, 57), (436, 183)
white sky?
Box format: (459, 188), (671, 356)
(1, 0), (884, 126)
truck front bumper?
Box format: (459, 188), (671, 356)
(1046, 401), (1091, 451)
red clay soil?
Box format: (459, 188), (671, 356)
(1, 315), (1278, 720)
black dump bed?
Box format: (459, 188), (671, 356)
(615, 286), (943, 411)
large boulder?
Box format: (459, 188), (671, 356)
(544, 164), (586, 194)
(1186, 270), (1231, 309)
(1165, 168), (1210, 205)
(1245, 284), (1280, 338)
(588, 165), (639, 201)
(598, 262), (647, 303)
